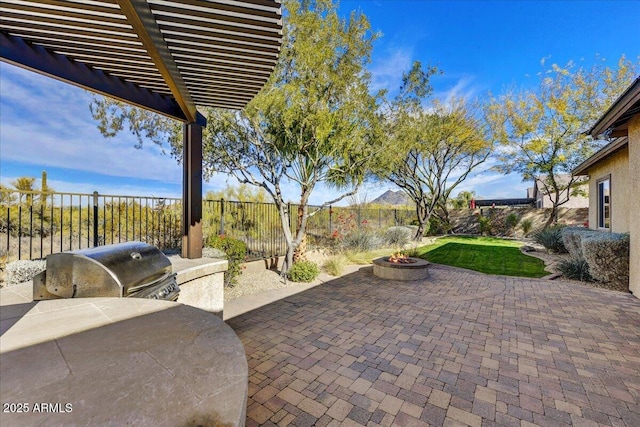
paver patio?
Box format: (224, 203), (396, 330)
(227, 264), (640, 427)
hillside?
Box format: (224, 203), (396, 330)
(371, 190), (410, 206)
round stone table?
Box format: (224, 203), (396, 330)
(0, 292), (247, 427)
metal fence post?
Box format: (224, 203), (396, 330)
(329, 205), (333, 234)
(93, 191), (99, 247)
(220, 198), (225, 235)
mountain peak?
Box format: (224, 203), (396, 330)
(371, 190), (410, 206)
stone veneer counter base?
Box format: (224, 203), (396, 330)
(372, 257), (430, 281)
(0, 293), (247, 427)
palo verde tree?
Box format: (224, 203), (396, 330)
(89, 0), (382, 273)
(201, 0), (382, 272)
(487, 55), (638, 228)
(377, 62), (493, 240)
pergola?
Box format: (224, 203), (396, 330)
(0, 0), (282, 258)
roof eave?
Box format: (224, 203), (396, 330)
(572, 137), (628, 176)
(588, 76), (640, 137)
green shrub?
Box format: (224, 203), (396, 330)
(582, 233), (629, 291)
(426, 215), (451, 236)
(287, 261), (320, 282)
(532, 225), (567, 253)
(206, 234), (247, 287)
(557, 257), (592, 282)
(323, 255), (347, 276)
(520, 218), (534, 236)
(505, 212), (520, 235)
(477, 215), (492, 236)
(383, 226), (412, 246)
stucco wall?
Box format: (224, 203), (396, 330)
(539, 186), (589, 209)
(585, 145), (630, 234)
(628, 115), (640, 296)
(448, 207), (588, 235)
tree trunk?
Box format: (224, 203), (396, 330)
(293, 203), (307, 263)
(285, 245), (295, 277)
(277, 203), (296, 275)
(545, 205), (558, 228)
(413, 202), (428, 241)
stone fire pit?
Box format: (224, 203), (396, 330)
(372, 256), (430, 281)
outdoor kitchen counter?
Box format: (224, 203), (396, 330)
(0, 286), (248, 427)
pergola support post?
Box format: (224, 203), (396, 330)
(182, 122), (203, 259)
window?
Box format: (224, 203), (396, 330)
(597, 177), (610, 229)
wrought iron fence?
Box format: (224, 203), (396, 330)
(1, 190), (182, 261)
(1, 189), (416, 262)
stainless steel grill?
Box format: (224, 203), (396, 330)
(33, 242), (179, 301)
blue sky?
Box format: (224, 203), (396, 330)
(1, 0), (639, 205)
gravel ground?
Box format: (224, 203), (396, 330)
(224, 269), (297, 301)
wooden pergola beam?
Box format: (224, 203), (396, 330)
(116, 0), (198, 124)
(0, 31), (189, 122)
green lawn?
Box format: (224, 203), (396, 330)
(413, 236), (549, 278)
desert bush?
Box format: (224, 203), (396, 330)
(287, 261), (320, 282)
(206, 234), (247, 287)
(383, 226), (412, 246)
(505, 212), (520, 236)
(582, 233), (629, 291)
(557, 257), (592, 282)
(477, 215), (492, 236)
(322, 255), (347, 276)
(425, 215), (451, 236)
(520, 218), (534, 236)
(5, 259), (46, 285)
(341, 229), (383, 252)
(561, 227), (598, 259)
(532, 225), (567, 253)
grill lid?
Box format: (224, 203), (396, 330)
(34, 241), (174, 300)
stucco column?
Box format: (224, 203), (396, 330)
(629, 115), (640, 296)
(182, 122), (203, 259)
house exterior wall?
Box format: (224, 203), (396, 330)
(629, 115), (640, 295)
(536, 186), (589, 209)
(586, 145), (630, 234)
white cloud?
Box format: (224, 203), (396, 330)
(368, 48), (413, 93)
(1, 63), (182, 184)
(434, 75), (480, 103)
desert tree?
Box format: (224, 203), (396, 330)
(376, 62), (493, 240)
(201, 0), (382, 271)
(11, 176), (36, 206)
(205, 184), (269, 204)
(89, 0), (382, 272)
(487, 55), (638, 227)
